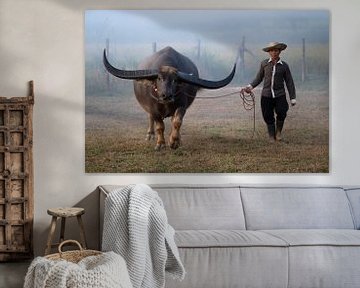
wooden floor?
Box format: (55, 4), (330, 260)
(0, 261), (30, 288)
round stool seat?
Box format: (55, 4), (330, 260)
(47, 207), (85, 218)
(45, 207), (87, 255)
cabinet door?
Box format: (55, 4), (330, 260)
(0, 97), (33, 261)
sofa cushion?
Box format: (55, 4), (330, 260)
(175, 230), (288, 248)
(262, 229), (360, 246)
(154, 186), (246, 230)
(261, 230), (360, 288)
(241, 187), (355, 230)
(345, 188), (360, 229)
(100, 185), (246, 230)
(287, 246), (360, 288)
(165, 246), (288, 288)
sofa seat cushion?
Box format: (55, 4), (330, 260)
(166, 246), (289, 288)
(175, 230), (288, 248)
(261, 230), (360, 288)
(262, 229), (360, 246)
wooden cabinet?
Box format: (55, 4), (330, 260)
(0, 81), (34, 261)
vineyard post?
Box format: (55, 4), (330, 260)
(197, 39), (201, 60)
(106, 38), (110, 90)
(240, 36), (246, 80)
(302, 38), (307, 83)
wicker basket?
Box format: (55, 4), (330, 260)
(45, 240), (102, 263)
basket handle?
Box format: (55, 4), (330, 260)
(58, 240), (83, 255)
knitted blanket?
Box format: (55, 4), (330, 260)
(102, 184), (185, 288)
(23, 251), (133, 288)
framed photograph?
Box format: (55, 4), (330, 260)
(85, 10), (329, 173)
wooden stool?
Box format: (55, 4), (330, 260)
(45, 207), (87, 255)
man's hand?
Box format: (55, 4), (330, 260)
(241, 85), (253, 94)
(291, 99), (297, 106)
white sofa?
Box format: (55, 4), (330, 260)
(99, 185), (360, 288)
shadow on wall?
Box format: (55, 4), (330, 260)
(75, 187), (101, 249)
(38, 188), (100, 256)
(50, 0), (148, 10)
(0, 43), (34, 96)
(0, 0), (116, 257)
(32, 92), (88, 256)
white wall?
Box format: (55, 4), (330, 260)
(0, 0), (359, 256)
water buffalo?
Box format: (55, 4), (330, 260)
(103, 46), (236, 150)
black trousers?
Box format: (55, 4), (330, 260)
(261, 96), (289, 125)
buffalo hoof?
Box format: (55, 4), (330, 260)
(169, 140), (181, 150)
(154, 143), (166, 151)
(145, 132), (155, 141)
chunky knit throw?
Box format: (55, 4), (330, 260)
(102, 184), (185, 288)
(23, 251), (133, 288)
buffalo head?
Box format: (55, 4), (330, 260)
(103, 49), (236, 103)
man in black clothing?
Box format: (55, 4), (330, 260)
(241, 42), (296, 141)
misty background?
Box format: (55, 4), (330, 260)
(85, 10), (329, 97)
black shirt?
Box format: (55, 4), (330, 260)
(250, 58), (296, 100)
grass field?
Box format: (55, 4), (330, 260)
(85, 84), (329, 173)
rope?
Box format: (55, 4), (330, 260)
(187, 88), (257, 137)
(238, 90), (255, 111)
(195, 91), (239, 99)
(239, 90), (256, 137)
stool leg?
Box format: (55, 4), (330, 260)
(45, 216), (57, 255)
(60, 217), (66, 243)
(77, 215), (87, 249)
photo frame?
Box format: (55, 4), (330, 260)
(85, 10), (329, 173)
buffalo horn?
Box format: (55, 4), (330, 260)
(103, 49), (159, 80)
(177, 64), (236, 89)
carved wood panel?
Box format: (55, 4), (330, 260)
(0, 81), (34, 261)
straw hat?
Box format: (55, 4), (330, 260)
(262, 42), (287, 52)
